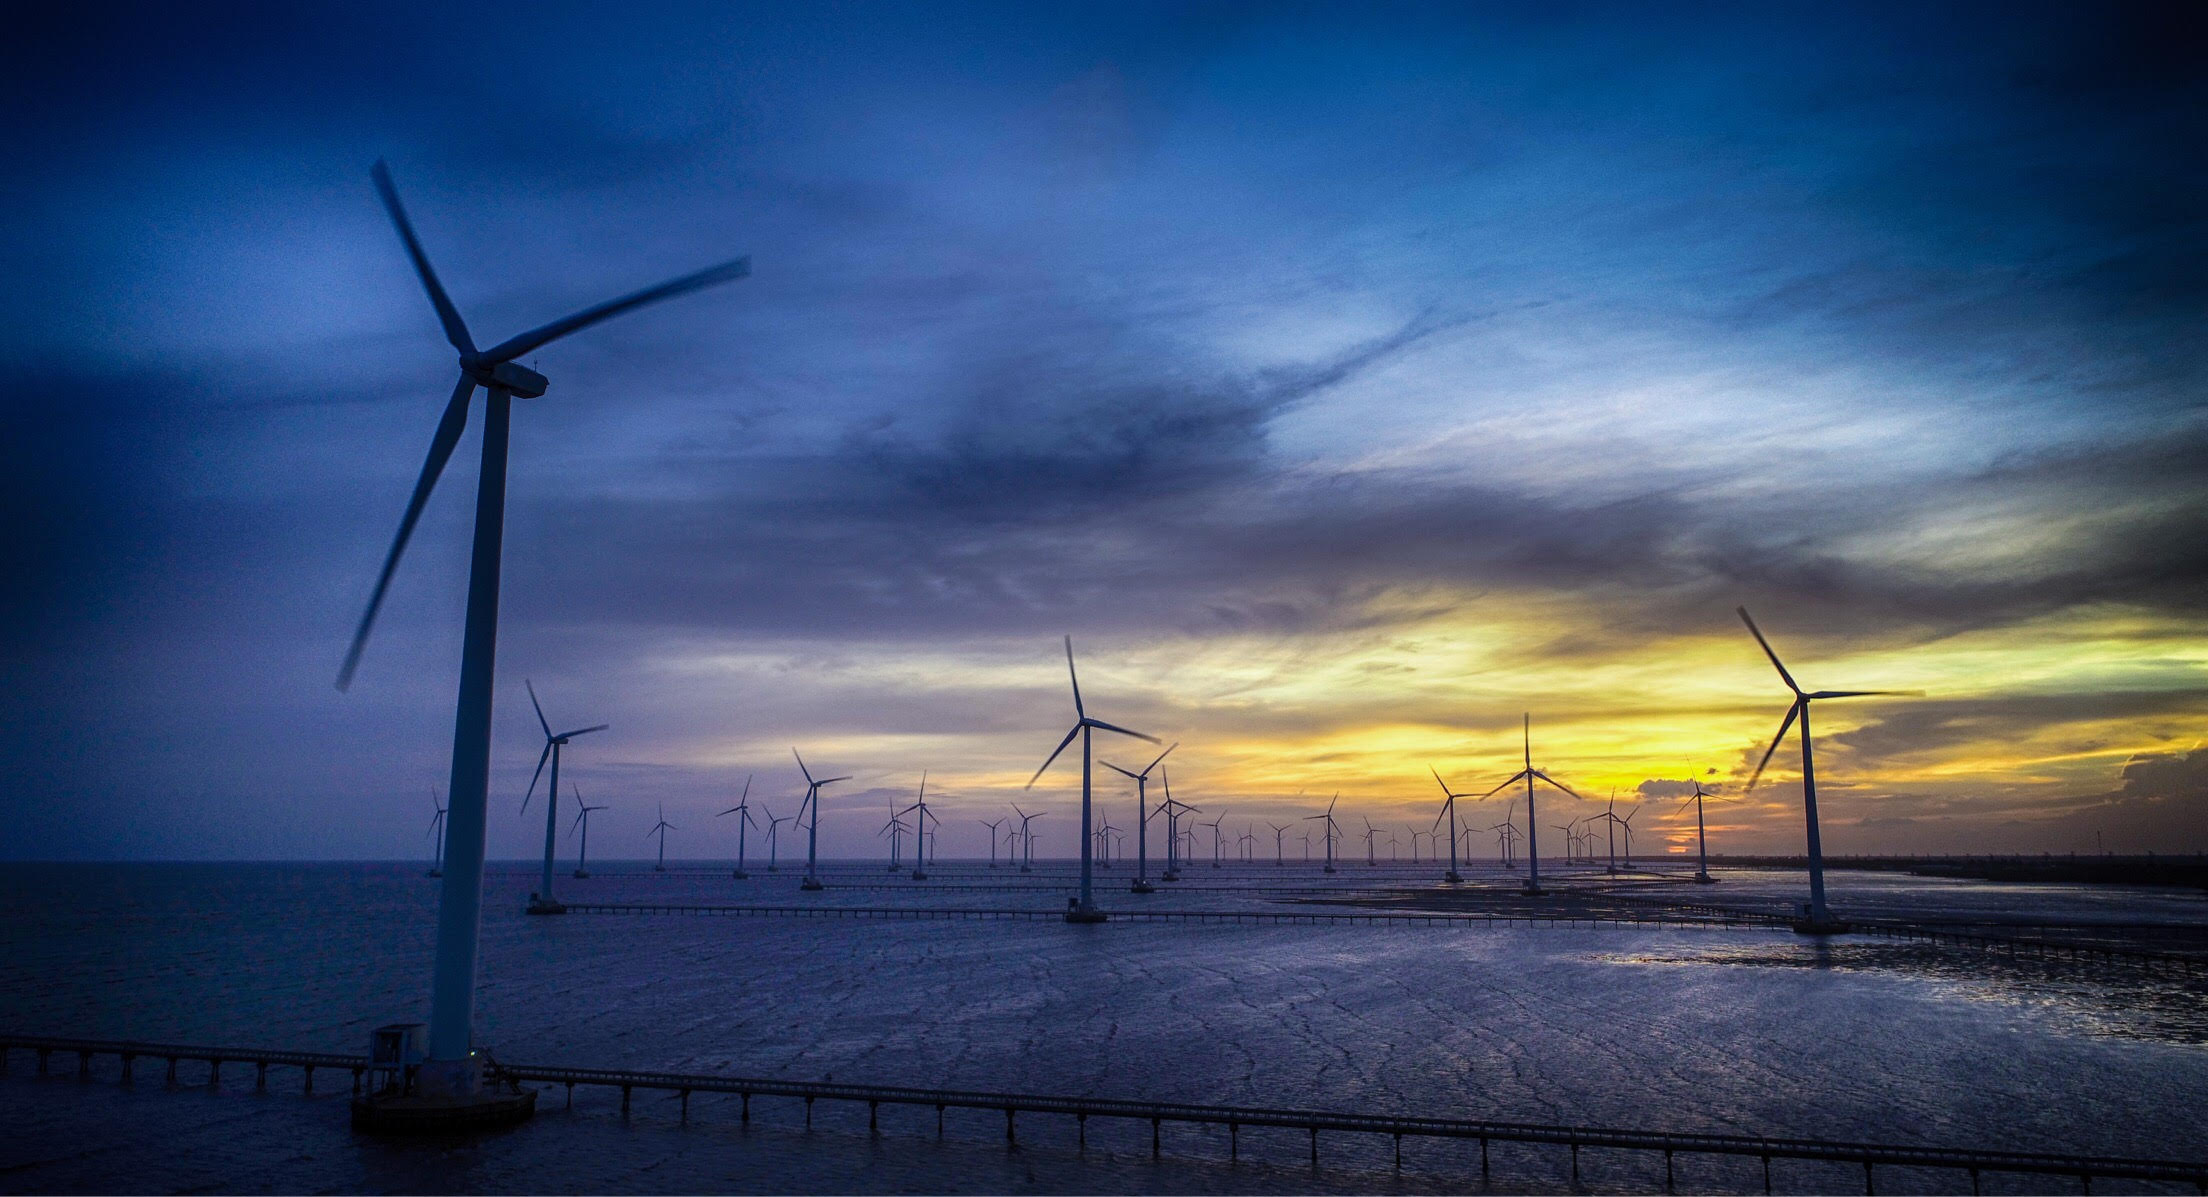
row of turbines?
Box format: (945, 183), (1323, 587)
(342, 161), (1913, 1117)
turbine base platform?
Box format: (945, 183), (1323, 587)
(731, 869), (748, 880)
(1162, 871), (1180, 882)
(911, 871), (927, 880)
(425, 869), (442, 878)
(652, 866), (666, 873)
(1064, 908), (1109, 924)
(1444, 871), (1463, 883)
(1323, 866), (1337, 874)
(571, 869), (590, 880)
(1790, 917), (1852, 936)
(1130, 880), (1155, 894)
(799, 878), (823, 891)
(352, 1086), (536, 1134)
(1692, 872), (1716, 884)
(525, 897), (567, 916)
(1519, 885), (1546, 897)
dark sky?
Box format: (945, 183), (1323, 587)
(5, 1), (2205, 862)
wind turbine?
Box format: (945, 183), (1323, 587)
(1012, 806), (1046, 871)
(425, 787), (447, 878)
(1361, 816), (1378, 867)
(900, 773), (936, 880)
(1157, 772), (1197, 882)
(1614, 802), (1640, 868)
(763, 804), (793, 872)
(1268, 822), (1290, 866)
(878, 806), (909, 872)
(717, 775), (757, 879)
(1027, 638), (1162, 923)
(1737, 607), (1922, 932)
(337, 161), (748, 1100)
(648, 804), (676, 871)
(980, 817), (1006, 868)
(1475, 714), (1584, 895)
(1678, 779), (1724, 884)
(792, 749), (850, 892)
(519, 679), (608, 915)
(1303, 794), (1342, 874)
(1201, 808), (1227, 869)
(1101, 742), (1175, 894)
(568, 786), (607, 878)
(1430, 769), (1468, 883)
(1552, 821), (1577, 865)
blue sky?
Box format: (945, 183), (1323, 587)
(5, 1), (2204, 861)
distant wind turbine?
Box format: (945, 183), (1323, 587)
(900, 772), (936, 880)
(1012, 805), (1046, 872)
(335, 161), (749, 1091)
(1430, 768), (1469, 883)
(567, 785), (607, 878)
(426, 787), (447, 878)
(1101, 741), (1175, 895)
(519, 679), (608, 915)
(1156, 771), (1197, 882)
(1676, 778), (1725, 884)
(648, 804), (676, 871)
(1303, 794), (1343, 874)
(717, 774), (757, 879)
(980, 817), (1006, 869)
(763, 804), (793, 873)
(1027, 637), (1162, 923)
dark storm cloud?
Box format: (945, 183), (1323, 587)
(1828, 691), (2208, 764)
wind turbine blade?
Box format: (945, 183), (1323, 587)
(525, 679), (554, 740)
(818, 776), (851, 786)
(1100, 761), (1140, 780)
(1430, 766), (1455, 797)
(740, 774), (752, 803)
(1477, 772), (1526, 799)
(481, 255), (751, 364)
(1063, 635), (1084, 718)
(570, 807), (587, 834)
(1084, 718), (1161, 744)
(336, 373), (475, 690)
(1736, 606), (1802, 695)
(520, 741), (552, 815)
(1027, 724), (1082, 788)
(370, 161), (475, 356)
(1532, 771), (1585, 800)
(1746, 701), (1802, 792)
(559, 724), (610, 739)
(792, 748), (814, 784)
(1144, 742), (1178, 775)
(1807, 689), (1925, 700)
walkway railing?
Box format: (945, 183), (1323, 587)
(7, 1034), (2204, 1193)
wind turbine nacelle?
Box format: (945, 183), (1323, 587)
(488, 361), (549, 398)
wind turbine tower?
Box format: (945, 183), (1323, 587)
(1027, 638), (1161, 924)
(1304, 794), (1342, 874)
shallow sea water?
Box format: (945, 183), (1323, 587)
(1, 861), (2203, 1193)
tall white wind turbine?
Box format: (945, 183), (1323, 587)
(648, 804), (676, 871)
(337, 161), (748, 1108)
(1027, 637), (1162, 923)
(1304, 794), (1343, 874)
(1429, 768), (1469, 883)
(1737, 607), (1921, 932)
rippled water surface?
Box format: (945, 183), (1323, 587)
(2, 861), (2204, 1193)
